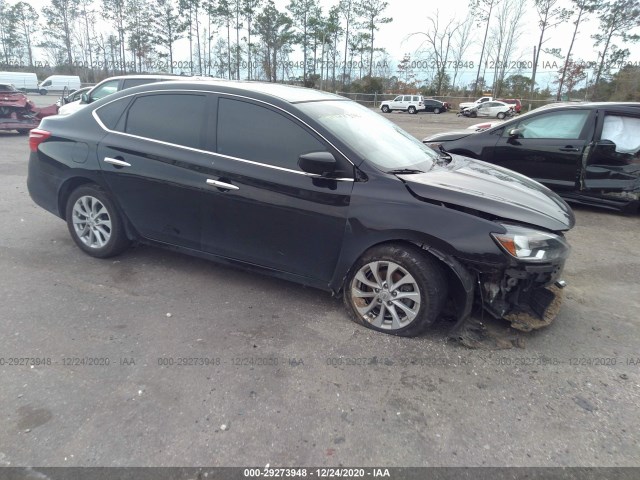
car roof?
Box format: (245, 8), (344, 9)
(119, 79), (346, 104)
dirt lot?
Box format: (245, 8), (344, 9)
(0, 107), (639, 469)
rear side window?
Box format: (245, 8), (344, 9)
(124, 93), (206, 149)
(95, 97), (132, 129)
(217, 97), (326, 170)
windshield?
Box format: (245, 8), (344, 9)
(299, 100), (438, 172)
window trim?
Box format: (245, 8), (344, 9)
(92, 88), (355, 181)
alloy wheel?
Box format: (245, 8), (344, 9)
(350, 260), (422, 330)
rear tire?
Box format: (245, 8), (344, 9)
(408, 106), (417, 114)
(343, 243), (448, 337)
(65, 184), (130, 258)
(17, 129), (30, 135)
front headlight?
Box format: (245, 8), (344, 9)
(491, 224), (570, 263)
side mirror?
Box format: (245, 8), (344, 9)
(298, 151), (337, 176)
(508, 128), (523, 138)
(81, 93), (90, 104)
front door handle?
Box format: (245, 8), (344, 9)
(206, 179), (239, 190)
(559, 146), (580, 152)
(104, 157), (131, 167)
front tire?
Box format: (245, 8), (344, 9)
(469, 111), (477, 118)
(433, 107), (440, 114)
(381, 105), (390, 113)
(343, 244), (448, 337)
(39, 89), (47, 95)
(65, 184), (130, 258)
(497, 112), (506, 119)
(17, 129), (30, 135)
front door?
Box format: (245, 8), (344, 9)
(490, 108), (594, 191)
(199, 96), (354, 283)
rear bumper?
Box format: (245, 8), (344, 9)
(27, 153), (63, 218)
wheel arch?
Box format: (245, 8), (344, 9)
(334, 237), (475, 325)
(57, 175), (138, 241)
(57, 176), (96, 220)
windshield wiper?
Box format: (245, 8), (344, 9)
(387, 168), (425, 174)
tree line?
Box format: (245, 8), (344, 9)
(0, 0), (394, 87)
(0, 0), (638, 100)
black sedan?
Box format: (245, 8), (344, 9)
(28, 80), (573, 335)
(423, 98), (448, 114)
(424, 102), (640, 212)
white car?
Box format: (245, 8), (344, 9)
(57, 74), (185, 116)
(380, 95), (426, 114)
(466, 101), (514, 119)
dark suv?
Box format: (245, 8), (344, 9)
(28, 80), (573, 335)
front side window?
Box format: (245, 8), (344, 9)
(90, 80), (119, 101)
(510, 110), (590, 139)
(393, 96), (402, 101)
(217, 98), (327, 171)
(42, 80), (51, 87)
(124, 93), (206, 149)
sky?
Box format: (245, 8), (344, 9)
(20, 0), (640, 90)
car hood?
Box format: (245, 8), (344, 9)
(57, 100), (84, 116)
(398, 155), (575, 232)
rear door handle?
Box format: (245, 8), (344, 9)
(206, 179), (239, 190)
(559, 146), (580, 152)
(104, 157), (131, 167)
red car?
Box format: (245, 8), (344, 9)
(498, 98), (521, 113)
(0, 83), (58, 134)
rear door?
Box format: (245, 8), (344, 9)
(96, 91), (213, 249)
(490, 108), (594, 190)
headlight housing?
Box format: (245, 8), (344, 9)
(492, 224), (570, 263)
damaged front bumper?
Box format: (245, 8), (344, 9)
(478, 261), (567, 331)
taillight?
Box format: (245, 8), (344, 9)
(29, 129), (51, 152)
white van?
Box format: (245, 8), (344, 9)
(38, 75), (81, 95)
(0, 72), (39, 92)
